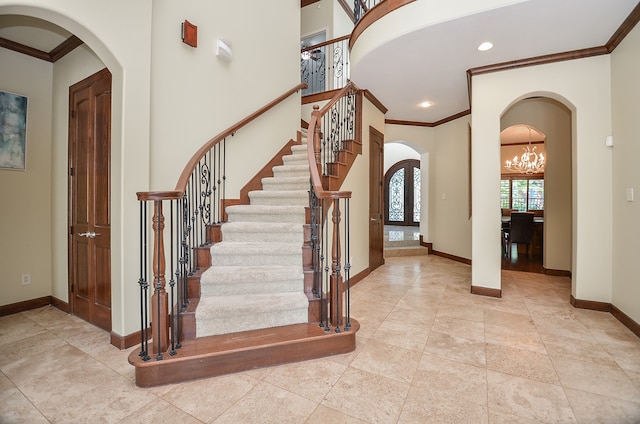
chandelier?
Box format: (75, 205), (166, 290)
(504, 129), (545, 174)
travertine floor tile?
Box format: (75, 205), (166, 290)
(2, 256), (639, 423)
(564, 388), (640, 424)
(487, 370), (576, 423)
(413, 352), (487, 406)
(551, 355), (640, 403)
(322, 367), (410, 424)
(161, 372), (259, 422)
(263, 358), (347, 401)
(350, 339), (421, 383)
(213, 381), (317, 424)
(485, 343), (559, 384)
(424, 331), (486, 367)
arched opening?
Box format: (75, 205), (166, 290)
(500, 97), (573, 276)
(383, 142), (423, 253)
(500, 124), (546, 272)
(0, 6), (129, 335)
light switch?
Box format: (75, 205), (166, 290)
(626, 188), (634, 202)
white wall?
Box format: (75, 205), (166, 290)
(0, 49), (53, 305)
(150, 1), (301, 192)
(472, 56), (613, 300)
(611, 23), (640, 324)
(384, 143), (420, 173)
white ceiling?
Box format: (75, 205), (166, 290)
(1, 1), (638, 126)
(0, 15), (71, 52)
(350, 0), (639, 123)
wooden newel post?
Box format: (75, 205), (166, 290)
(151, 199), (169, 355)
(330, 200), (344, 330)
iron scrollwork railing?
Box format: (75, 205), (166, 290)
(307, 81), (360, 332)
(354, 0), (384, 22)
(135, 83), (306, 360)
(301, 35), (350, 96)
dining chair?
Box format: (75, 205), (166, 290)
(505, 212), (534, 258)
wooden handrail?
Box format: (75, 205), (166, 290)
(301, 35), (350, 52)
(306, 81), (357, 200)
(174, 83), (307, 193)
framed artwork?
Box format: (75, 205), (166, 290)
(0, 90), (28, 170)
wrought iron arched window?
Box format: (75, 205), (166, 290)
(384, 159), (420, 226)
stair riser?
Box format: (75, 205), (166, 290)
(249, 196), (308, 206)
(222, 231), (303, 243)
(282, 157), (308, 165)
(212, 254), (302, 267)
(272, 170), (310, 179)
(226, 212), (305, 223)
(262, 182), (310, 191)
(201, 280), (302, 296)
(196, 308), (309, 337)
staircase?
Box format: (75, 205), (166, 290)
(195, 137), (311, 337)
(130, 84), (363, 387)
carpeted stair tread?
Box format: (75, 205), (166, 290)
(225, 204), (306, 223)
(248, 190), (309, 206)
(221, 221), (303, 243)
(195, 292), (309, 336)
(200, 265), (303, 296)
(210, 241), (302, 266)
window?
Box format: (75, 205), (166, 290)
(501, 176), (544, 212)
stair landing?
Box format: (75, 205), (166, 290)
(128, 319), (359, 387)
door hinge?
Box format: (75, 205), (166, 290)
(70, 226), (74, 235)
(70, 167), (74, 176)
(70, 283), (74, 293)
(71, 110), (75, 118)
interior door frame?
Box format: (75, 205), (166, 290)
(67, 67), (112, 331)
(369, 126), (384, 271)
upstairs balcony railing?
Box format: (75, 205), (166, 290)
(301, 35), (350, 96)
(354, 0), (384, 22)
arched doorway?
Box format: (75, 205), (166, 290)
(384, 159), (420, 226)
(500, 97), (573, 276)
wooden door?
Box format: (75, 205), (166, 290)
(369, 126), (384, 271)
(68, 68), (112, 332)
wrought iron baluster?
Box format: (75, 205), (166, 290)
(168, 200), (177, 356)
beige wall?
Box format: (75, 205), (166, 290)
(433, 117), (472, 259)
(611, 23), (640, 324)
(472, 56), (613, 299)
(501, 98), (572, 272)
(50, 45), (105, 303)
(0, 49), (53, 305)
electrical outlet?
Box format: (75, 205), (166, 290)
(21, 273), (31, 285)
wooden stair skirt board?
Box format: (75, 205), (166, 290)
(129, 319), (359, 387)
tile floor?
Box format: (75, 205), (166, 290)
(2, 255), (640, 423)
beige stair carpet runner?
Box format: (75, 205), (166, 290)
(196, 136), (311, 337)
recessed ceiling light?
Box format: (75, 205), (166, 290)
(477, 42), (493, 52)
(419, 101), (432, 108)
